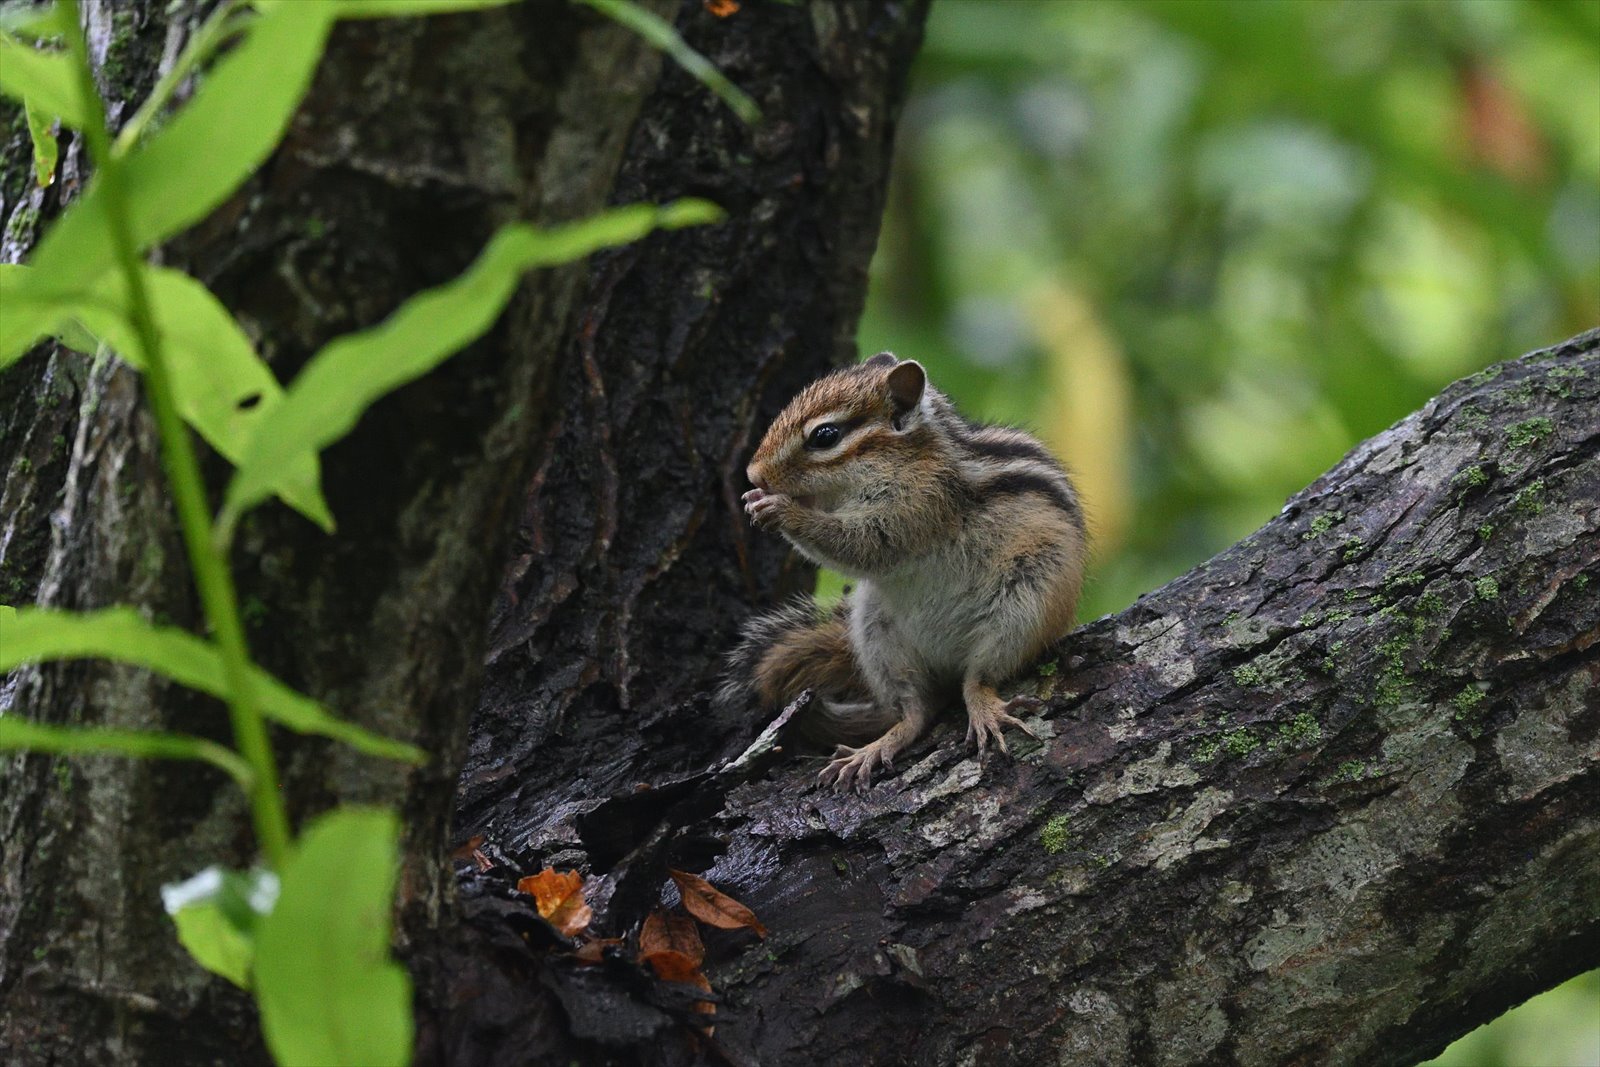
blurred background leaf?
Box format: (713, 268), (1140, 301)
(858, 0), (1598, 625)
(852, 2), (1599, 1059)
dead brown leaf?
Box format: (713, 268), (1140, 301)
(449, 834), (486, 861)
(642, 948), (716, 1025)
(668, 869), (767, 938)
(640, 909), (705, 966)
(517, 868), (593, 938)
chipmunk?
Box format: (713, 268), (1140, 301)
(720, 352), (1087, 791)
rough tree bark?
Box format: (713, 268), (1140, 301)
(0, 1), (927, 1064)
(1, 3), (1593, 1067)
(449, 330), (1597, 1067)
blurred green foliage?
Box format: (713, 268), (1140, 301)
(854, 3), (1599, 1060)
(1420, 968), (1599, 1067)
(858, 0), (1599, 623)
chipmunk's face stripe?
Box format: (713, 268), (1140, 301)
(807, 425), (897, 468)
(801, 413), (870, 456)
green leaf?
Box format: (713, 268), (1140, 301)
(254, 807), (411, 1067)
(0, 607), (426, 763)
(13, 2), (336, 306)
(24, 99), (58, 186)
(219, 199), (722, 534)
(577, 0), (760, 124)
(0, 716), (254, 786)
(2, 264), (332, 526)
(0, 264), (63, 365)
(0, 3), (63, 38)
(163, 865), (278, 989)
(122, 267), (327, 525)
(0, 30), (90, 127)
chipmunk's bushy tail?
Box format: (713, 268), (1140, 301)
(717, 595), (897, 745)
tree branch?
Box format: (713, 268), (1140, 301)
(504, 330), (1599, 1065)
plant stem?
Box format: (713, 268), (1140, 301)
(62, 0), (291, 869)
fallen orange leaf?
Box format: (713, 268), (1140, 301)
(669, 869), (767, 938)
(517, 868), (593, 937)
(704, 0), (739, 16)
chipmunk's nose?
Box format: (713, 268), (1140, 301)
(746, 464), (770, 492)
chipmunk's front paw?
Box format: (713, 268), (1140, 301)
(742, 488), (793, 531)
(819, 742), (891, 793)
(965, 694), (1044, 758)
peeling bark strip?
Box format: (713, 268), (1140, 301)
(668, 331), (1597, 1067)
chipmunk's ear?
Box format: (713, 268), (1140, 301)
(886, 360), (926, 419)
(863, 351), (897, 370)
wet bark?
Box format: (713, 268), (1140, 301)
(0, 1), (927, 1064)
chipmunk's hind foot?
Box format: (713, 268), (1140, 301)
(964, 685), (1044, 758)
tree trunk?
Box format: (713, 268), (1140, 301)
(0, 1), (926, 1064)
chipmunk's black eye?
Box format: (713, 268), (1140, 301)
(806, 423), (842, 450)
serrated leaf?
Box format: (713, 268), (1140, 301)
(669, 869), (767, 938)
(162, 865), (279, 989)
(254, 807), (411, 1067)
(0, 607), (425, 763)
(14, 2), (335, 307)
(0, 716), (254, 786)
(0, 31), (89, 127)
(24, 99), (57, 186)
(218, 200), (722, 535)
(577, 0), (759, 124)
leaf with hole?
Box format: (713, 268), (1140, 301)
(0, 264), (331, 526)
(254, 807), (411, 1067)
(218, 200), (722, 536)
(0, 607), (424, 762)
